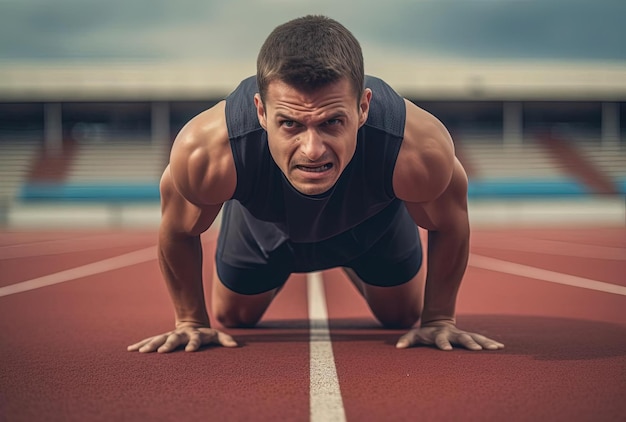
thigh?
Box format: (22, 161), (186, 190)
(212, 201), (295, 326)
(345, 267), (425, 329)
(347, 203), (423, 287)
(216, 200), (293, 295)
(343, 228), (428, 328)
(211, 264), (280, 328)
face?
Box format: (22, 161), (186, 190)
(255, 78), (371, 196)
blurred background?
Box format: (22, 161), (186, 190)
(0, 0), (624, 228)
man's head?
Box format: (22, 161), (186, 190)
(256, 15), (365, 104)
(254, 16), (371, 196)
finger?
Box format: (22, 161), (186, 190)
(395, 331), (419, 349)
(185, 332), (202, 352)
(457, 333), (482, 351)
(135, 335), (168, 353)
(158, 333), (184, 353)
(127, 337), (153, 352)
(484, 343), (505, 350)
(489, 341), (505, 350)
(216, 331), (238, 348)
(201, 330), (239, 348)
(434, 333), (453, 351)
(467, 333), (505, 350)
(482, 339), (505, 350)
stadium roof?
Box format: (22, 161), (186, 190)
(1, 58), (625, 102)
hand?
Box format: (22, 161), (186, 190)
(395, 321), (504, 351)
(127, 323), (238, 353)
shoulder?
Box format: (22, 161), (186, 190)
(364, 76), (405, 136)
(224, 76), (262, 137)
(393, 99), (457, 202)
(169, 101), (236, 205)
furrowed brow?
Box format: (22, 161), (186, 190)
(275, 112), (298, 122)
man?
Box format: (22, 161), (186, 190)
(128, 15), (504, 354)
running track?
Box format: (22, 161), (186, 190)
(1, 226), (625, 421)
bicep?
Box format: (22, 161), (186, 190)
(160, 166), (222, 236)
(168, 101), (235, 207)
(404, 158), (469, 233)
(394, 101), (455, 203)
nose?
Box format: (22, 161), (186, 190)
(300, 129), (326, 161)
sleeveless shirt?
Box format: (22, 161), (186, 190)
(224, 75), (406, 245)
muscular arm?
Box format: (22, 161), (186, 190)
(394, 100), (503, 351)
(128, 102), (238, 353)
(160, 101), (236, 326)
(158, 167), (222, 327)
(394, 100), (468, 325)
(403, 159), (470, 325)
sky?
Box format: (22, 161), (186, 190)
(0, 0), (624, 64)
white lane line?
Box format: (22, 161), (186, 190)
(307, 271), (346, 422)
(0, 246), (156, 297)
(470, 254), (626, 296)
(471, 238), (626, 261)
(0, 238), (154, 259)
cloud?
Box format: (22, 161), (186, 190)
(0, 0), (624, 62)
(366, 0), (626, 60)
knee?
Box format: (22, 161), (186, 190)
(213, 307), (262, 328)
(213, 308), (262, 328)
(364, 287), (423, 329)
(374, 308), (421, 329)
(211, 270), (272, 328)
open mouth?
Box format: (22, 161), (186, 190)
(295, 163), (333, 173)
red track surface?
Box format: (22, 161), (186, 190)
(1, 227), (625, 421)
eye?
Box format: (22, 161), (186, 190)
(280, 120), (297, 128)
(324, 118), (342, 126)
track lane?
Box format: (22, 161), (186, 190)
(1, 228), (624, 421)
(0, 232), (312, 422)
(323, 228), (626, 421)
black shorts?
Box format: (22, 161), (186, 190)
(215, 200), (422, 295)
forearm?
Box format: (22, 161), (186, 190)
(158, 227), (210, 326)
(421, 224), (470, 325)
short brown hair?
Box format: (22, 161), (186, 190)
(257, 15), (364, 103)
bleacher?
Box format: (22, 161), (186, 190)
(17, 141), (169, 203)
(2, 137), (623, 229)
(67, 142), (167, 183)
(461, 140), (567, 180)
(455, 133), (626, 197)
(578, 142), (626, 181)
(0, 140), (40, 202)
(2, 137), (621, 205)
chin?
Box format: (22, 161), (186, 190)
(296, 184), (330, 196)
(292, 181), (334, 196)
(288, 166), (339, 196)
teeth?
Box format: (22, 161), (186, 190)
(299, 164), (331, 172)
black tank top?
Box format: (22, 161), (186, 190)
(224, 75), (406, 244)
